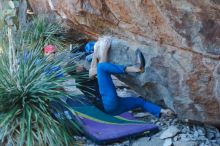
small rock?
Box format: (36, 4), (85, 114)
(85, 144), (96, 146)
(199, 143), (205, 146)
(156, 122), (161, 125)
(121, 140), (130, 146)
(205, 125), (217, 134)
(73, 136), (85, 141)
(160, 126), (180, 139)
(134, 112), (150, 118)
(198, 135), (207, 141)
(163, 138), (172, 146)
(145, 137), (151, 141)
(212, 143), (220, 146)
(173, 135), (179, 141)
(135, 135), (164, 146)
(151, 119), (157, 123)
(116, 88), (139, 97)
(211, 140), (217, 143)
(132, 137), (151, 146)
(112, 143), (121, 146)
(5, 143), (13, 146)
(188, 134), (195, 140)
(194, 131), (199, 138)
(207, 132), (215, 140)
(197, 129), (205, 136)
(154, 131), (163, 137)
(179, 134), (190, 142)
(172, 119), (178, 124)
(205, 140), (211, 145)
(182, 128), (188, 133)
(216, 138), (220, 145)
(184, 119), (190, 122)
(216, 130), (220, 137)
(173, 141), (199, 146)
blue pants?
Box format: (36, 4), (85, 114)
(97, 63), (161, 117)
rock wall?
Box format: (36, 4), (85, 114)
(28, 0), (220, 126)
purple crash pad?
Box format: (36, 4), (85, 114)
(76, 112), (158, 143)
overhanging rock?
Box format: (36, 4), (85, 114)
(109, 38), (220, 126)
(28, 0), (220, 126)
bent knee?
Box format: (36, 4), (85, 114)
(97, 63), (108, 72)
(102, 102), (118, 115)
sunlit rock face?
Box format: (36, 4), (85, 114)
(29, 0), (220, 126)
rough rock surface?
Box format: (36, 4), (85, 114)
(28, 0), (220, 126)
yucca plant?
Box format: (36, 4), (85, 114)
(0, 4), (91, 145)
(16, 15), (67, 52)
(0, 41), (84, 145)
(0, 13), (86, 146)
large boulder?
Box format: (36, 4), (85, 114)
(28, 0), (220, 126)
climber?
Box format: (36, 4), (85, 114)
(43, 44), (64, 78)
(89, 36), (173, 117)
